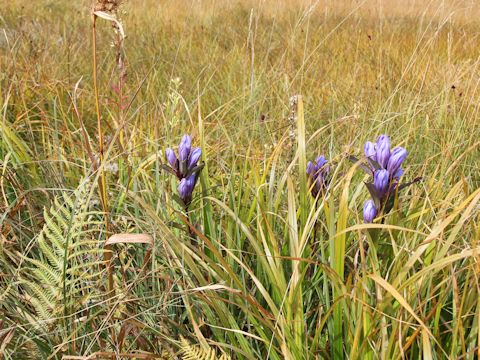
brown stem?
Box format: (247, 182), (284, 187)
(92, 12), (115, 349)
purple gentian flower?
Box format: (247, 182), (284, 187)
(363, 200), (377, 223)
(178, 174), (197, 204)
(374, 169), (389, 196)
(188, 147), (202, 169)
(178, 135), (192, 162)
(166, 148), (177, 168)
(364, 141), (376, 160)
(315, 155), (328, 168)
(376, 135), (391, 168)
(387, 147), (407, 176)
(306, 161), (315, 176)
(177, 178), (189, 200)
(359, 135), (412, 222)
(165, 134), (204, 207)
(307, 155), (330, 198)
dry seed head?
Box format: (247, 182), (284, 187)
(94, 0), (122, 12)
(288, 94), (299, 123)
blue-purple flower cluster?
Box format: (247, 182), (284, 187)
(362, 135), (408, 222)
(166, 135), (202, 206)
(306, 155), (330, 197)
(166, 132), (409, 225)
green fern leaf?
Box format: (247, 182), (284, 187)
(180, 338), (232, 360)
(21, 181), (104, 329)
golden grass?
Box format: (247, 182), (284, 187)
(1, 0), (479, 358)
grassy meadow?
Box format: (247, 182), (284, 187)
(1, 0), (480, 358)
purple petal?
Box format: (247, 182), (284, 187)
(364, 141), (376, 160)
(165, 148), (177, 168)
(387, 147), (407, 175)
(363, 199), (378, 223)
(306, 161), (314, 176)
(393, 167), (404, 179)
(188, 147), (202, 169)
(374, 169), (390, 196)
(178, 134), (192, 161)
(375, 135), (391, 168)
(177, 174), (197, 202)
(177, 178), (188, 199)
(315, 156), (327, 169)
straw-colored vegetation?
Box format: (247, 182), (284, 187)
(1, 0), (479, 359)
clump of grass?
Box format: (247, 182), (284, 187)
(0, 0), (479, 359)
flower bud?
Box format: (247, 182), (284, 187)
(306, 161), (314, 175)
(178, 175), (196, 204)
(165, 148), (177, 168)
(376, 135), (391, 168)
(364, 141), (376, 160)
(177, 178), (188, 200)
(363, 199), (378, 223)
(188, 147), (202, 169)
(387, 147), (407, 176)
(315, 156), (327, 169)
(307, 155), (330, 197)
(178, 135), (192, 161)
(374, 169), (390, 196)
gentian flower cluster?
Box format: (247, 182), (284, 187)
(306, 155), (330, 198)
(362, 135), (408, 222)
(165, 135), (203, 206)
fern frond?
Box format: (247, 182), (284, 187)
(26, 258), (62, 287)
(21, 181), (103, 327)
(180, 338), (232, 360)
(25, 282), (57, 318)
(37, 237), (61, 272)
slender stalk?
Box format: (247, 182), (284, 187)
(92, 13), (114, 300)
(92, 13), (116, 356)
(185, 206), (197, 242)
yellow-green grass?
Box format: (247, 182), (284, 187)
(0, 0), (479, 359)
